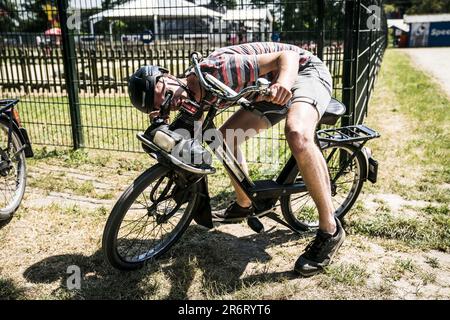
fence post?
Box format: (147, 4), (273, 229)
(351, 0), (361, 125)
(18, 49), (30, 94)
(365, 26), (373, 121)
(316, 0), (325, 61)
(341, 0), (358, 127)
(58, 0), (84, 149)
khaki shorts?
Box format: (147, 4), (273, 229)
(249, 56), (333, 126)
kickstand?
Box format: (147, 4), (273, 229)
(264, 211), (305, 235)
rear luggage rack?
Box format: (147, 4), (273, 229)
(317, 124), (380, 143)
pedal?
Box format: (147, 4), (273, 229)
(247, 216), (264, 233)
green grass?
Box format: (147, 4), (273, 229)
(321, 263), (368, 287)
(16, 93), (290, 165)
(30, 146), (149, 171)
(347, 50), (450, 252)
(364, 50), (450, 202)
(28, 172), (111, 199)
(425, 256), (440, 269)
(382, 258), (417, 282)
(61, 204), (110, 218)
(348, 204), (450, 251)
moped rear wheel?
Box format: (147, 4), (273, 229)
(102, 164), (200, 270)
(281, 143), (366, 231)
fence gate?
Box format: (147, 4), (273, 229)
(0, 0), (386, 163)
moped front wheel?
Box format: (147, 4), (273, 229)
(102, 164), (200, 270)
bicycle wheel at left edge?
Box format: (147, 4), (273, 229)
(0, 118), (27, 220)
(102, 164), (201, 270)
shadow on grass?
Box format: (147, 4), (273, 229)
(0, 277), (26, 300)
(161, 225), (309, 299)
(23, 249), (156, 299)
(23, 223), (311, 299)
(209, 190), (236, 211)
(0, 217), (12, 230)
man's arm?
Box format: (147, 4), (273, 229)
(256, 51), (299, 105)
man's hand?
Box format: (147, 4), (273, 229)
(149, 110), (169, 124)
(257, 82), (292, 106)
(256, 51), (299, 106)
(149, 110), (160, 121)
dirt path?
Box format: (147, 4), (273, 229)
(403, 47), (450, 97)
(0, 144), (447, 300)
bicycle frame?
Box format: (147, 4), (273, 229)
(196, 106), (307, 212)
(139, 101), (380, 215)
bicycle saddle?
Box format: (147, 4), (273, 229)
(250, 98), (346, 126)
(319, 98), (346, 125)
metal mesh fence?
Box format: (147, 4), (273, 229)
(0, 0), (386, 163)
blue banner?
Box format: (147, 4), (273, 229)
(428, 21), (450, 46)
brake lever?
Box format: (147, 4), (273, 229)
(151, 91), (173, 127)
(160, 91), (173, 118)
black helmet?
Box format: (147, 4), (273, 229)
(128, 65), (168, 113)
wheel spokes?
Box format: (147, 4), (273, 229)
(289, 146), (360, 227)
(116, 175), (191, 263)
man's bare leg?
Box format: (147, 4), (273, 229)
(285, 102), (335, 234)
(286, 102), (345, 277)
(219, 109), (269, 208)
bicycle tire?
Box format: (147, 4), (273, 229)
(102, 164), (200, 270)
(281, 143), (366, 231)
(0, 118), (27, 220)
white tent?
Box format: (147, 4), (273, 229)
(387, 19), (409, 32)
(223, 9), (273, 23)
(69, 0), (103, 10)
(88, 0), (225, 37)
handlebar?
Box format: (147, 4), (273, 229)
(0, 99), (19, 113)
(190, 52), (271, 105)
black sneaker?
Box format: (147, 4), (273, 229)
(294, 218), (345, 277)
(212, 201), (253, 223)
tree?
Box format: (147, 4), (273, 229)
(250, 0), (345, 43)
(205, 0), (237, 11)
(21, 0), (55, 32)
(407, 0), (450, 14)
(385, 0), (450, 16)
(250, 0), (268, 8)
(101, 0), (129, 10)
(281, 0), (316, 41)
(0, 0), (19, 32)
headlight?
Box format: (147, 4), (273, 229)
(153, 130), (176, 152)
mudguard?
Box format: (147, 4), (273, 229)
(361, 146), (378, 183)
(0, 114), (34, 158)
(192, 176), (213, 229)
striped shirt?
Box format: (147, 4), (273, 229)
(193, 42), (313, 108)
